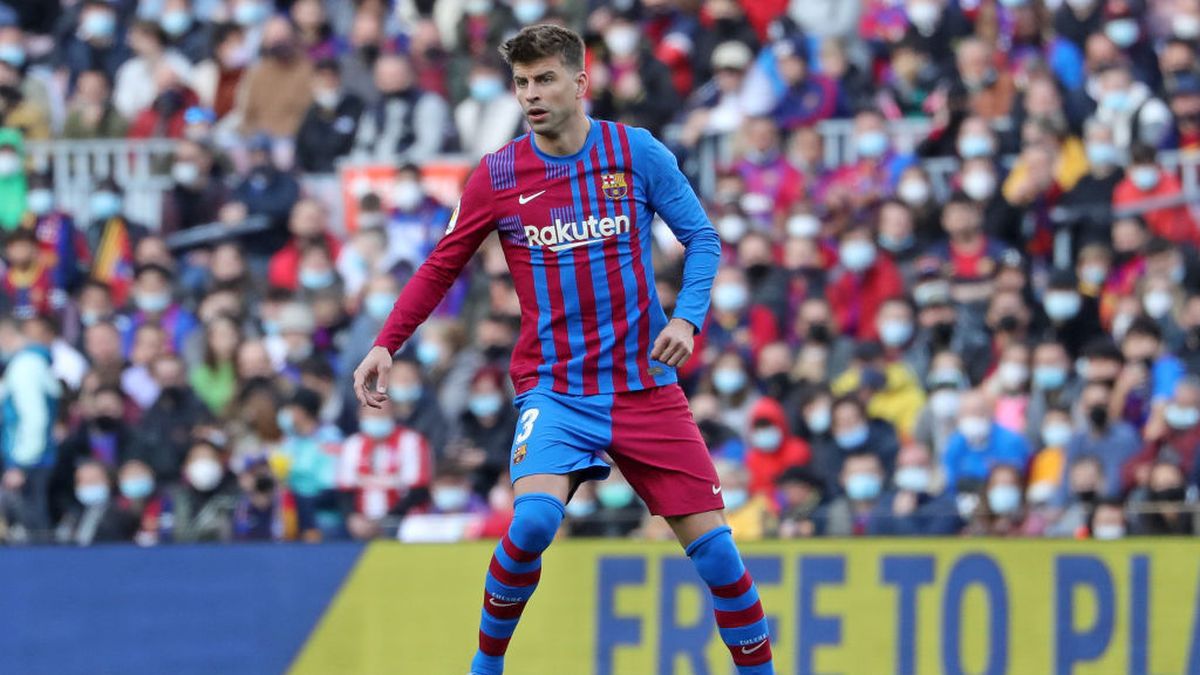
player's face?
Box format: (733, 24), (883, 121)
(512, 56), (587, 136)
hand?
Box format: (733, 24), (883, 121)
(353, 346), (394, 409)
(893, 490), (918, 516)
(650, 318), (695, 368)
(2, 467), (24, 491)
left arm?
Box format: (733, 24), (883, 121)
(636, 128), (722, 367)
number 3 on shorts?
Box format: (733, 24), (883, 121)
(514, 408), (540, 444)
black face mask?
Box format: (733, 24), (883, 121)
(159, 385), (187, 405)
(359, 44), (381, 64)
(1149, 486), (1187, 502)
(92, 414), (121, 432)
(1112, 250), (1137, 267)
(254, 474), (276, 493)
(807, 323), (832, 344)
(1088, 404), (1109, 429)
(764, 373), (792, 400)
(482, 344), (510, 362)
(931, 321), (955, 346)
(996, 315), (1021, 333)
(1073, 489), (1098, 504)
(745, 263), (771, 284)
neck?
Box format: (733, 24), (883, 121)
(534, 112), (590, 157)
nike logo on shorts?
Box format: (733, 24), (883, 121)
(712, 485), (722, 495)
(741, 641), (767, 655)
(518, 190), (547, 204)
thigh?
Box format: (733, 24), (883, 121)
(508, 390), (612, 488)
(607, 384), (724, 518)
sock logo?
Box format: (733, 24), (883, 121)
(740, 641), (768, 655)
(489, 597), (522, 608)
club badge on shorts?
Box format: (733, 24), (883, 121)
(601, 173), (628, 200)
(513, 444), (527, 464)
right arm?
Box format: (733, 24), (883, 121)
(354, 163), (495, 406)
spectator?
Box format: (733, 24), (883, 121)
(275, 387), (340, 540)
(236, 15), (314, 139)
(121, 263), (199, 357)
(337, 7), (384, 106)
(126, 60), (201, 139)
(733, 116), (805, 230)
(769, 36), (840, 131)
(382, 165), (451, 273)
(815, 394), (899, 492)
(566, 472), (644, 538)
(161, 440), (239, 542)
(62, 68), (128, 139)
(744, 397), (810, 496)
(0, 315), (63, 538)
(231, 459), (291, 541)
(58, 1), (131, 87)
(1090, 63), (1171, 152)
(189, 315), (241, 416)
(113, 20), (192, 120)
(160, 139), (230, 233)
(54, 459), (137, 545)
(869, 443), (960, 536)
(25, 173), (84, 296)
(2, 228), (57, 319)
(0, 127), (23, 229)
(690, 0), (759, 87)
(912, 353), (968, 457)
(84, 179), (149, 308)
(353, 53), (448, 164)
(52, 384), (146, 515)
(715, 459), (775, 541)
(454, 58), (524, 162)
(399, 465), (491, 542)
(774, 465), (825, 539)
(826, 223), (904, 340)
(1088, 498), (1128, 540)
(337, 398), (433, 540)
(832, 336), (926, 439)
(955, 36), (1015, 122)
(942, 389), (1031, 492)
(231, 134), (301, 256)
(295, 59), (365, 173)
(1112, 143), (1199, 246)
(964, 464), (1030, 537)
(678, 41), (754, 150)
(191, 23), (249, 119)
(448, 367), (516, 494)
(115, 458), (162, 545)
(139, 353), (213, 482)
(1123, 377), (1200, 491)
(818, 451), (885, 536)
(1132, 459), (1193, 535)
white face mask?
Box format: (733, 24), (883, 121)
(958, 416), (991, 443)
(786, 214), (821, 239)
(718, 214), (748, 243)
(392, 180), (423, 211)
(185, 458), (223, 491)
(1143, 290), (1173, 319)
(839, 239), (877, 272)
(0, 151), (20, 176)
(897, 180), (931, 206)
(605, 26), (639, 58)
(961, 171), (996, 201)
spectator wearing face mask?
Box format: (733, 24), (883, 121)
(119, 263), (198, 358)
(236, 16), (314, 139)
(159, 139), (231, 234)
(1115, 317), (1185, 430)
(448, 367), (517, 495)
(1044, 455), (1103, 537)
(817, 451), (886, 536)
(942, 389), (1030, 493)
(455, 58), (524, 162)
(744, 397), (810, 497)
(54, 459), (137, 546)
(232, 460), (294, 542)
(706, 351), (760, 435)
(1039, 270), (1103, 361)
(112, 20), (193, 120)
(1087, 497), (1128, 540)
(52, 385), (146, 516)
(985, 341), (1031, 435)
(337, 398), (432, 540)
(1025, 340), (1082, 444)
(58, 1), (131, 87)
(267, 199), (341, 292)
(1112, 143), (1198, 246)
(191, 23), (250, 119)
(1131, 459), (1194, 535)
(876, 200), (924, 282)
(62, 69), (128, 139)
(1027, 406), (1073, 500)
(380, 356), (449, 458)
(295, 59), (365, 173)
(274, 387), (341, 540)
(230, 135), (302, 256)
(813, 395), (900, 494)
(913, 354), (968, 457)
(1090, 62), (1170, 153)
(159, 440), (240, 543)
(963, 464), (1029, 537)
(885, 443), (963, 535)
(1123, 377), (1200, 491)
(714, 459), (775, 542)
(139, 354), (213, 482)
(115, 459), (162, 545)
(1057, 380), (1140, 505)
(1060, 120), (1125, 251)
(826, 224), (904, 341)
(383, 165), (452, 272)
(84, 179), (147, 308)
(821, 109), (915, 211)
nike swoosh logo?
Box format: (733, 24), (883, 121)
(489, 598), (521, 607)
(712, 485), (722, 495)
(741, 641), (767, 655)
(547, 239), (601, 252)
(518, 190), (546, 204)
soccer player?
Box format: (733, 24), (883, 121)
(353, 25), (774, 675)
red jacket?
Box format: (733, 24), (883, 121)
(1112, 172), (1199, 246)
(745, 397), (811, 496)
(826, 253), (904, 340)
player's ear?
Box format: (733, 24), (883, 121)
(576, 70), (588, 100)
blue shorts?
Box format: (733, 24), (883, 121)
(507, 384), (723, 517)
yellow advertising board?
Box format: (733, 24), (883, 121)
(292, 539), (1200, 675)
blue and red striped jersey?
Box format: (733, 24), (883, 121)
(374, 118), (721, 396)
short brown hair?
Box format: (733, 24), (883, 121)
(499, 24), (585, 70)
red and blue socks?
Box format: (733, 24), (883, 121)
(686, 525), (774, 674)
(471, 493), (564, 675)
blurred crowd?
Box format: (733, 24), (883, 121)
(2, 0), (1200, 546)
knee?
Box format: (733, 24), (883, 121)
(509, 493), (565, 553)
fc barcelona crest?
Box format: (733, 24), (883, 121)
(513, 444), (527, 464)
(601, 172), (628, 200)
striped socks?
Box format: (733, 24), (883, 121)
(686, 525), (774, 674)
(471, 493), (564, 675)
